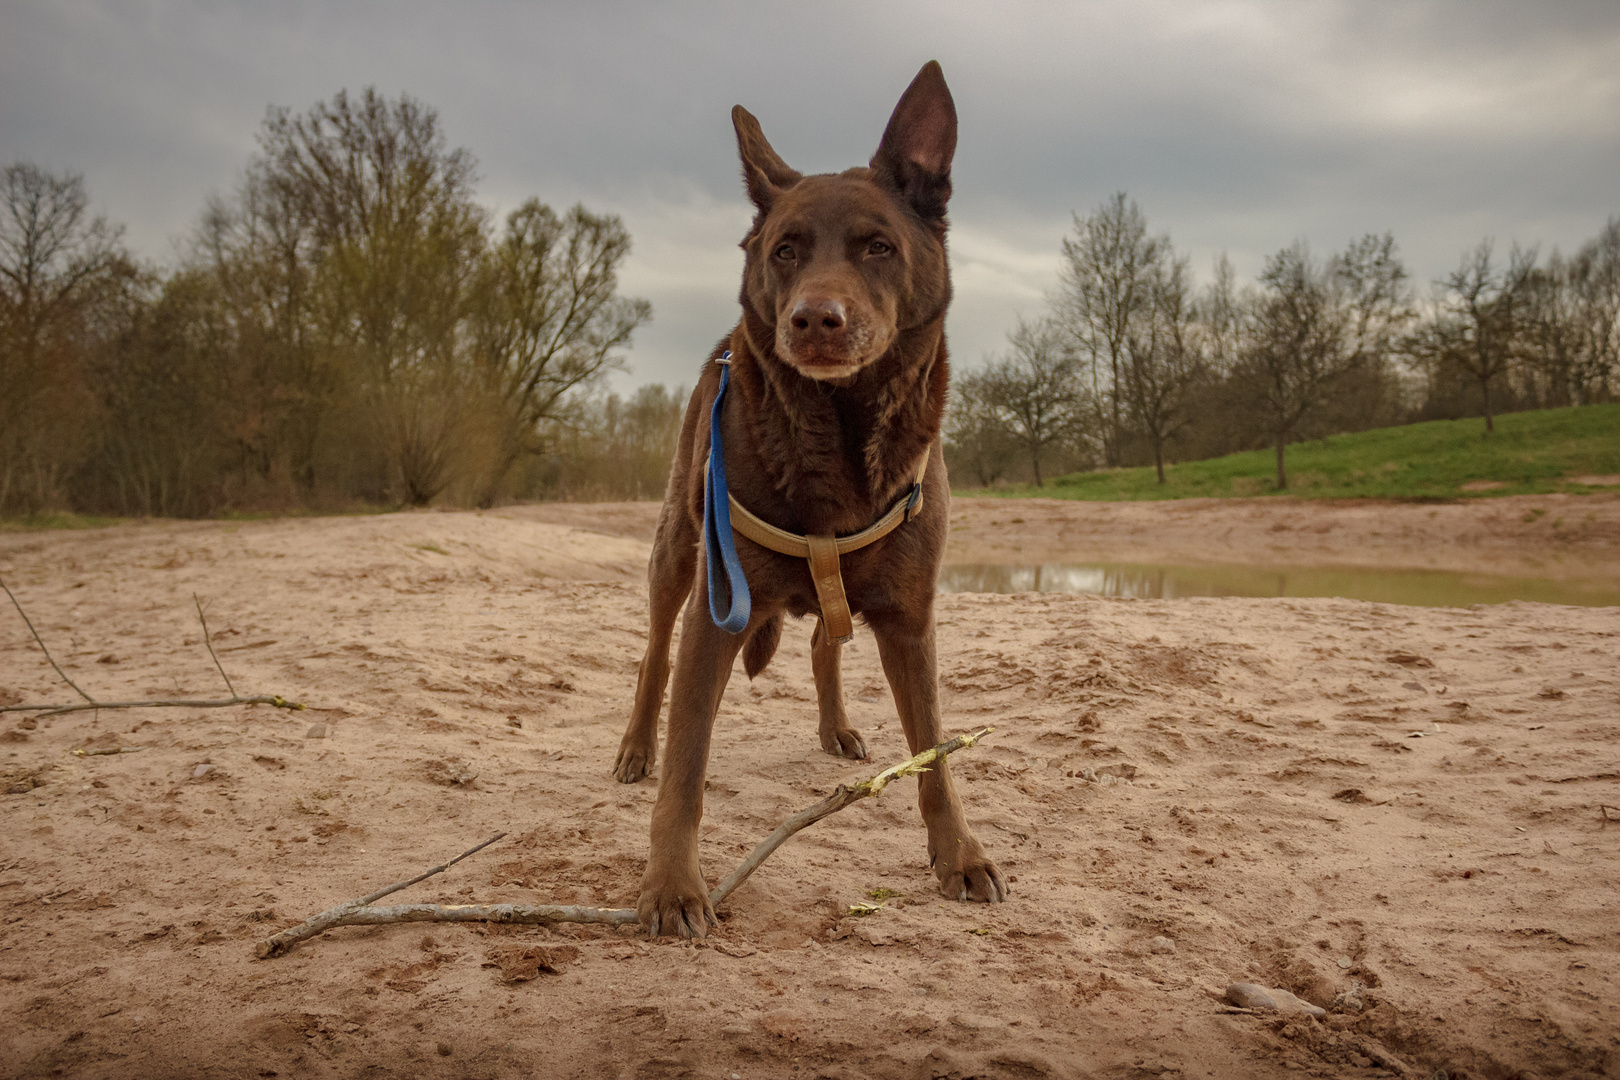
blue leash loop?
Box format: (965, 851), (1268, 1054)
(705, 353), (751, 633)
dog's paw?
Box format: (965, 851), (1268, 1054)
(820, 726), (868, 760)
(637, 872), (715, 939)
(931, 838), (1009, 904)
(612, 742), (654, 784)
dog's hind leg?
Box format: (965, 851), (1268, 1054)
(613, 499), (697, 783)
(811, 618), (868, 760)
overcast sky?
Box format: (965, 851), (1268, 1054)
(4, 1), (1617, 391)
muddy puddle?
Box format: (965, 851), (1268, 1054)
(938, 560), (1620, 607)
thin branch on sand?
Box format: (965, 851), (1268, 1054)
(0, 577), (306, 717)
(257, 833), (509, 958)
(257, 728), (993, 958)
(193, 593), (238, 699)
(2, 577), (94, 704)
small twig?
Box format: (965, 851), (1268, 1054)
(0, 584), (305, 715)
(193, 594), (237, 698)
(256, 832), (507, 958)
(71, 746), (146, 757)
(1, 577), (94, 704)
(257, 729), (993, 958)
(8, 695), (303, 718)
(707, 726), (991, 908)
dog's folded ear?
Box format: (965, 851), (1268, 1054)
(871, 61), (957, 223)
(733, 105), (803, 213)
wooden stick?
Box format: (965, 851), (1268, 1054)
(256, 832), (507, 958)
(193, 593), (238, 699)
(0, 581), (306, 716)
(707, 726), (991, 908)
(256, 728), (992, 958)
(334, 903), (638, 927)
(7, 695), (303, 718)
(2, 577), (94, 704)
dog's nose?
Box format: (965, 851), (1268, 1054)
(790, 298), (847, 339)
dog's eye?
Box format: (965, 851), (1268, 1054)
(774, 243), (796, 261)
(867, 239), (892, 257)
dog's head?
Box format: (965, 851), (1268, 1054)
(734, 62), (956, 381)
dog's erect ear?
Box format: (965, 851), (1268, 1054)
(733, 105), (802, 212)
(870, 61), (957, 221)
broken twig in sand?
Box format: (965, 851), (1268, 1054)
(0, 579), (306, 717)
(257, 832), (508, 958)
(257, 728), (992, 958)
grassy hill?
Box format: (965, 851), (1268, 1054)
(968, 404), (1620, 501)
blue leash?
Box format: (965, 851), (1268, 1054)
(705, 354), (751, 633)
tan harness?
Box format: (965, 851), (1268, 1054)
(726, 456), (928, 645)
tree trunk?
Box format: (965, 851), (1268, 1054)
(476, 443), (521, 510)
(1153, 438), (1166, 485)
(1481, 375), (1495, 435)
(1274, 436), (1288, 491)
(1031, 445), (1043, 487)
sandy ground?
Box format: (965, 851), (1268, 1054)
(1, 497), (1616, 1079)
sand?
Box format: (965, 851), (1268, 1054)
(1, 497), (1616, 1079)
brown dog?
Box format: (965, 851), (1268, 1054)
(613, 61), (1006, 938)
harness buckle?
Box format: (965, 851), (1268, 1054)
(904, 482), (924, 521)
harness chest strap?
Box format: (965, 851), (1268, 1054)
(726, 454), (928, 645)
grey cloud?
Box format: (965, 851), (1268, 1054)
(2, 0), (1616, 388)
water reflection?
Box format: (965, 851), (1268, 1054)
(938, 562), (1620, 608)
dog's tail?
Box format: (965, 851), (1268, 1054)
(741, 612), (783, 679)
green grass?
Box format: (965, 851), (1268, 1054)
(1, 503), (410, 531)
(965, 404), (1620, 502)
(0, 511), (130, 532)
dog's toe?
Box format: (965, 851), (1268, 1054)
(639, 886), (715, 939)
(612, 745), (654, 784)
(936, 851), (1009, 904)
(821, 727), (868, 760)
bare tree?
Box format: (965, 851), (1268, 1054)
(1194, 253), (1246, 376)
(1235, 242), (1357, 491)
(1121, 255), (1204, 483)
(0, 164), (132, 514)
(1054, 193), (1165, 466)
(1524, 220), (1620, 406)
(190, 161), (326, 490)
(256, 88), (489, 504)
(944, 370), (1019, 487)
(1334, 233), (1413, 372)
(469, 201), (650, 506)
(982, 318), (1086, 487)
(1435, 241), (1536, 434)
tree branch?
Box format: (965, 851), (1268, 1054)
(0, 580), (307, 716)
(256, 728), (993, 958)
(2, 577), (94, 703)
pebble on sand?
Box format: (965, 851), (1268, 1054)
(1224, 983), (1326, 1018)
(1148, 936), (1176, 954)
(305, 723), (327, 739)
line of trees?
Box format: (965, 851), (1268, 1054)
(947, 193), (1620, 489)
(1, 89), (651, 518)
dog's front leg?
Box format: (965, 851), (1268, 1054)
(869, 608), (1009, 904)
(637, 597), (748, 937)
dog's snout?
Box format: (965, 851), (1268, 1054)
(790, 298), (847, 338)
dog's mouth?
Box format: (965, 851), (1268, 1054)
(775, 323), (894, 381)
